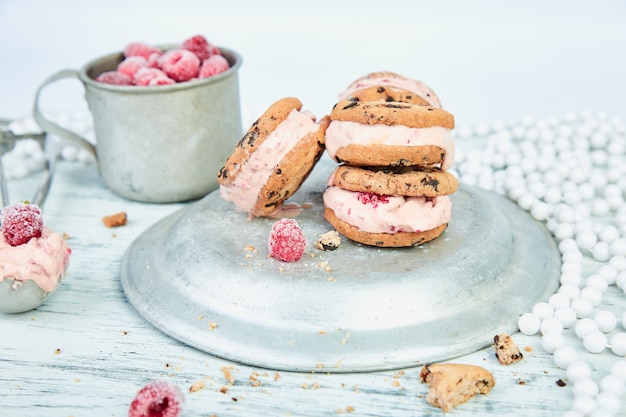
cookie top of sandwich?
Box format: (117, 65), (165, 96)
(346, 85), (430, 106)
(339, 71), (442, 108)
(329, 165), (458, 197)
(330, 100), (454, 129)
(218, 97), (329, 217)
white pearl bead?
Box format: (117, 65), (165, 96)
(531, 201), (552, 221)
(554, 223), (575, 240)
(594, 310), (617, 333)
(572, 297), (595, 318)
(541, 332), (565, 353)
(610, 360), (626, 382)
(559, 284), (581, 300)
(566, 360), (591, 383)
(517, 193), (536, 211)
(554, 307), (578, 328)
(616, 272), (626, 290)
(591, 198), (611, 217)
(623, 312), (626, 329)
(583, 330), (607, 353)
(532, 302), (554, 320)
(599, 225), (620, 243)
(562, 250), (584, 262)
(610, 333), (626, 356)
(518, 312), (541, 335)
(576, 230), (598, 251)
(571, 396), (597, 415)
(562, 260), (583, 274)
(541, 317), (564, 334)
(609, 255), (626, 271)
(576, 318), (599, 338)
(561, 271), (583, 286)
(598, 264), (618, 285)
(572, 377), (599, 397)
(600, 374), (626, 396)
(580, 286), (603, 307)
(553, 345), (578, 369)
(578, 183), (596, 201)
(549, 292), (571, 309)
(591, 242), (612, 262)
(559, 238), (579, 253)
(595, 392), (622, 415)
(585, 274), (609, 293)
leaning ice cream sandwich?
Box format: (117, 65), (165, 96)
(218, 97), (330, 217)
(323, 165), (458, 247)
(338, 71), (442, 108)
(325, 100), (455, 170)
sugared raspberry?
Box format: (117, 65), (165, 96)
(117, 56), (148, 79)
(95, 71), (133, 86)
(124, 42), (161, 60)
(357, 192), (390, 208)
(1, 203), (44, 246)
(134, 68), (176, 86)
(128, 380), (184, 417)
(181, 35), (220, 61)
(268, 218), (307, 262)
(199, 55), (230, 78)
(158, 49), (200, 82)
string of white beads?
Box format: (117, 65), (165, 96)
(456, 111), (626, 417)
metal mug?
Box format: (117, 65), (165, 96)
(33, 47), (243, 203)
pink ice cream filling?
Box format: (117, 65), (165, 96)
(220, 109), (320, 213)
(339, 76), (442, 108)
(324, 186), (452, 234)
(325, 121), (455, 170)
(0, 227), (71, 293)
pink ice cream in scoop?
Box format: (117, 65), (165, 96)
(1, 227), (71, 293)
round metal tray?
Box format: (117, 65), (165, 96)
(121, 159), (560, 372)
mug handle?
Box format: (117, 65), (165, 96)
(32, 69), (97, 158)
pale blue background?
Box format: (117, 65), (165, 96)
(1, 0), (625, 128)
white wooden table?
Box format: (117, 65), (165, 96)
(1, 158), (625, 417)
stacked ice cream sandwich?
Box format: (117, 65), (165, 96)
(323, 72), (458, 247)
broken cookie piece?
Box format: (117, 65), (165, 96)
(315, 230), (341, 251)
(420, 363), (495, 412)
(102, 212), (127, 228)
(493, 333), (523, 365)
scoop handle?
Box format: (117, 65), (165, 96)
(32, 69), (97, 158)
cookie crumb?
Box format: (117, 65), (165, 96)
(556, 379), (567, 387)
(189, 380), (206, 393)
(493, 333), (523, 365)
(102, 212), (127, 228)
(315, 230), (341, 251)
(420, 363), (495, 412)
(208, 321), (218, 330)
(219, 386), (229, 394)
(54, 348), (61, 355)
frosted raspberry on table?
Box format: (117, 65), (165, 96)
(1, 203), (44, 246)
(158, 49), (200, 82)
(199, 55), (230, 78)
(182, 34), (220, 61)
(117, 56), (149, 79)
(124, 42), (161, 60)
(268, 218), (307, 262)
(133, 68), (175, 86)
(128, 380), (184, 417)
(95, 71), (133, 86)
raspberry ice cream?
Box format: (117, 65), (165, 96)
(220, 109), (320, 214)
(0, 227), (71, 293)
(325, 121), (455, 170)
(339, 74), (442, 108)
(323, 186), (452, 234)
